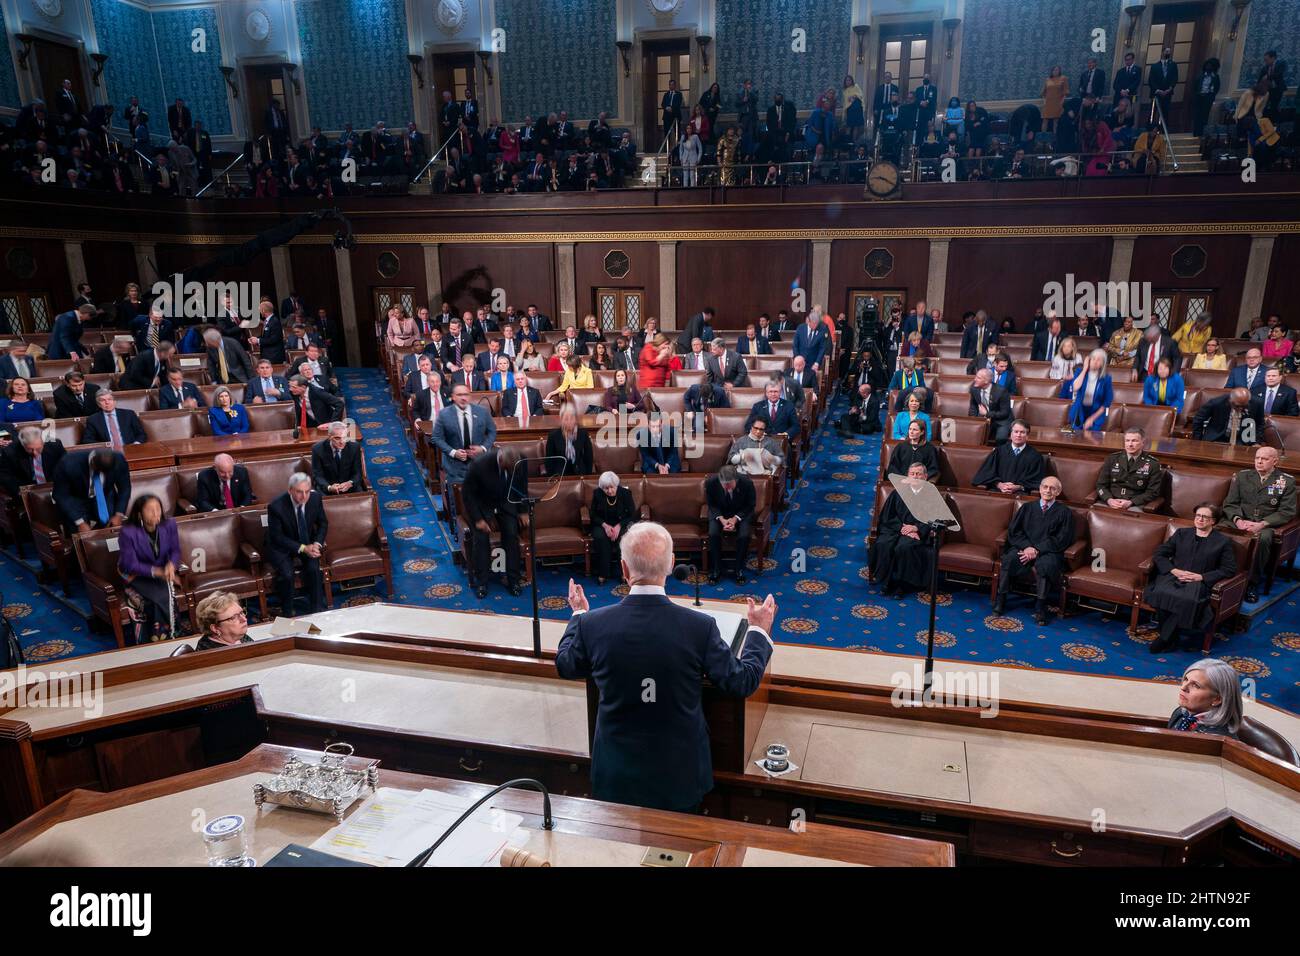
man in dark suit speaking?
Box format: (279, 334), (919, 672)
(555, 521), (775, 812)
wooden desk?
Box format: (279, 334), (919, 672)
(121, 442), (173, 471)
(169, 429), (323, 467)
(0, 744), (953, 866)
(3, 605), (1297, 865)
(1028, 428), (1258, 474)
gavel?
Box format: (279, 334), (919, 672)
(499, 845), (550, 867)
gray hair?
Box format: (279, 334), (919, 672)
(597, 470), (620, 492)
(1184, 659), (1243, 735)
(288, 471), (312, 490)
(18, 425), (42, 448)
(620, 521), (674, 581)
(203, 329), (223, 345)
(96, 389), (114, 403)
(328, 421), (348, 437)
(710, 338), (726, 351)
(1086, 347), (1109, 376)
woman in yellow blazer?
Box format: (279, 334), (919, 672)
(1192, 338), (1229, 370)
(1042, 66), (1068, 130)
(544, 353), (594, 403)
(1172, 315), (1213, 356)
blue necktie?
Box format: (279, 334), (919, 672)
(93, 475), (109, 524)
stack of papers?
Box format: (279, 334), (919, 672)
(311, 787), (527, 867)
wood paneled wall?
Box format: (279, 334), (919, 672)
(437, 243), (557, 321)
(944, 237), (1113, 325)
(675, 241), (810, 329)
(1128, 235), (1252, 337)
(828, 239), (931, 318)
(80, 240), (139, 303)
(574, 241), (660, 324)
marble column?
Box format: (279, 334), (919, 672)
(270, 246), (294, 303)
(334, 247), (361, 367)
(133, 242), (159, 288)
(423, 243), (442, 307)
(1238, 234), (1277, 330)
(63, 241), (88, 300)
(658, 240), (677, 330)
(556, 242), (577, 329)
(1108, 237), (1135, 284)
(925, 238), (950, 315)
(811, 240), (832, 312)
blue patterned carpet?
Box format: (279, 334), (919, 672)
(6, 366), (1299, 716)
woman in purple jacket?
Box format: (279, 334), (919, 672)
(118, 493), (182, 644)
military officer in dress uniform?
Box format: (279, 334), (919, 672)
(1095, 428), (1163, 512)
(1220, 446), (1297, 602)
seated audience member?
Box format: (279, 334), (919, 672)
(289, 375), (345, 432)
(968, 368), (1013, 442)
(403, 354), (436, 397)
(1105, 316), (1142, 368)
(544, 403), (595, 476)
(119, 340), (175, 391)
(1167, 659), (1243, 738)
(0, 378), (43, 428)
(158, 367), (205, 409)
(475, 338), (505, 374)
(1192, 388), (1258, 444)
(737, 324), (773, 355)
(515, 339), (546, 373)
(1051, 336), (1084, 383)
(194, 590), (254, 650)
(52, 448), (130, 532)
(1253, 367), (1299, 421)
(266, 472), (328, 615)
(312, 421), (366, 495)
(1144, 504), (1238, 653)
(972, 420), (1044, 493)
(247, 358), (290, 404)
(589, 343), (614, 372)
(870, 462), (936, 598)
(992, 476), (1073, 625)
(1262, 324), (1292, 363)
(1069, 349), (1114, 431)
(117, 493), (182, 644)
(706, 339), (750, 389)
(991, 354), (1018, 394)
(1096, 428), (1162, 511)
(501, 369), (544, 424)
(0, 342), (36, 381)
(888, 356), (926, 396)
(887, 419), (940, 481)
(728, 419), (784, 477)
(590, 471), (637, 584)
(83, 391), (147, 448)
(52, 371), (100, 418)
(195, 453), (253, 511)
(892, 388), (931, 440)
(1224, 348), (1267, 394)
(299, 344), (337, 394)
(0, 426), (65, 495)
(208, 386), (251, 436)
(488, 355), (516, 392)
(602, 369), (643, 413)
(966, 340), (1003, 376)
(463, 445), (526, 599)
(92, 337), (133, 376)
(546, 353), (593, 403)
(410, 368), (450, 423)
(785, 356), (818, 407)
(1285, 339), (1300, 375)
(1193, 337), (1229, 371)
(1220, 446), (1296, 602)
(745, 380), (801, 440)
(1142, 357), (1186, 415)
(639, 416), (681, 474)
(705, 465), (756, 585)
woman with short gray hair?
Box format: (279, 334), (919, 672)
(589, 470), (636, 585)
(1168, 658), (1242, 738)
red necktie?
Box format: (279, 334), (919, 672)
(520, 391), (530, 426)
(222, 479), (234, 509)
(300, 399), (308, 430)
(1148, 345), (1156, 375)
(769, 402), (777, 420)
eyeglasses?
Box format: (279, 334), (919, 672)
(1193, 513), (1215, 521)
(216, 609), (248, 624)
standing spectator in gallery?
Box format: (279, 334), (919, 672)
(1041, 66), (1068, 131)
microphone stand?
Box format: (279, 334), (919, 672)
(509, 456), (567, 658)
(919, 519), (957, 704)
(405, 778), (554, 868)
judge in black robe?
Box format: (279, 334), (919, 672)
(1143, 515), (1237, 653)
(887, 435), (940, 481)
(589, 475), (637, 583)
(994, 477), (1074, 624)
(870, 466), (935, 597)
(971, 427), (1044, 494)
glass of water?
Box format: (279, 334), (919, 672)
(203, 814), (254, 867)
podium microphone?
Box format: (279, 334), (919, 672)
(673, 563), (702, 606)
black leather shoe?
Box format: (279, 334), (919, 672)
(991, 594), (1005, 616)
(1149, 633), (1174, 654)
(1034, 605), (1050, 626)
(1244, 588), (1259, 604)
(708, 574), (720, 585)
(507, 583), (523, 597)
(474, 585), (489, 599)
(734, 572), (747, 585)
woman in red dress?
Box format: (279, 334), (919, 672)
(637, 334), (674, 389)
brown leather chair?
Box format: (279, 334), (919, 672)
(1019, 378), (1065, 399)
(240, 456), (313, 504)
(22, 485), (77, 594)
(141, 409), (202, 443)
(1237, 717), (1300, 767)
(468, 391), (503, 417)
(523, 478), (590, 575)
(177, 510), (266, 628)
(641, 474), (709, 569)
(1064, 509), (1171, 630)
(728, 387), (768, 409)
(687, 434), (735, 475)
(705, 408), (751, 437)
(1140, 519), (1253, 653)
(592, 442), (640, 476)
(1047, 455), (1102, 505)
(937, 444), (992, 489)
(646, 388), (688, 418)
(34, 360), (79, 379)
(245, 401), (296, 432)
(527, 371), (561, 396)
(199, 383), (245, 406)
(1015, 360), (1051, 378)
(110, 389), (155, 414)
(126, 467), (194, 516)
(939, 491), (1014, 584)
(1020, 399), (1071, 431)
(73, 525), (190, 648)
(1167, 467), (1233, 519)
(1110, 404), (1175, 438)
(671, 369), (708, 391)
(754, 356), (791, 375)
(566, 387), (606, 413)
(592, 370), (620, 389)
(932, 415), (989, 446)
(1182, 368), (1231, 390)
(495, 438), (548, 477)
(321, 492), (392, 605)
(1111, 382), (1145, 406)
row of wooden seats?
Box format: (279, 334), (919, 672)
(889, 394), (1180, 438)
(20, 379), (304, 424)
(33, 400), (299, 450)
(931, 331), (1261, 356)
(866, 485), (1253, 651)
(72, 491), (391, 647)
(451, 474), (774, 580)
(918, 358), (1268, 389)
(16, 454), (313, 594)
(2, 329), (134, 350)
(878, 438), (1300, 591)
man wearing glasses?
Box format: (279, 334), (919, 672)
(194, 591), (254, 650)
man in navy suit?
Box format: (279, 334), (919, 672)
(195, 454), (254, 511)
(47, 305), (95, 360)
(252, 302), (286, 365)
(129, 308), (174, 352)
(52, 448), (131, 532)
(266, 473), (328, 614)
(246, 359), (290, 403)
(119, 341), (174, 391)
(555, 521), (774, 812)
(745, 380), (801, 440)
(960, 310), (1000, 358)
(0, 342), (36, 381)
(1225, 348), (1268, 396)
(83, 391), (148, 448)
(500, 370), (545, 422)
(736, 324), (773, 355)
(901, 301), (934, 340)
(1254, 367), (1300, 420)
(792, 311), (829, 372)
(158, 368), (206, 409)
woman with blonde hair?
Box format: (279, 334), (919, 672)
(1050, 336), (1083, 381)
(1069, 348), (1113, 430)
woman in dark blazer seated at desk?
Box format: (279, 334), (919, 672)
(1167, 657), (1242, 739)
(543, 403), (594, 476)
(590, 471), (637, 584)
(602, 368), (643, 413)
(118, 493), (182, 644)
(208, 385), (250, 436)
(0, 378), (45, 429)
(1069, 348), (1114, 431)
(1142, 356), (1186, 416)
(1144, 503), (1237, 654)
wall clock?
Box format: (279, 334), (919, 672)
(865, 161), (900, 199)
(245, 9), (272, 43)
